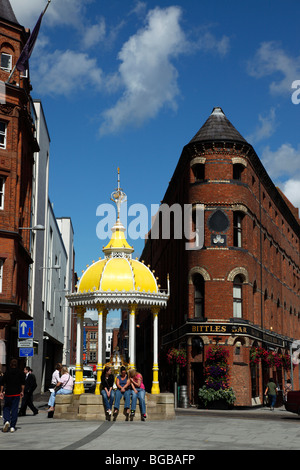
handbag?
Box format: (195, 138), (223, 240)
(55, 374), (70, 393)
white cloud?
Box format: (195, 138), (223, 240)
(261, 143), (300, 181)
(196, 31), (230, 57)
(31, 49), (103, 96)
(99, 6), (188, 135)
(247, 107), (277, 144)
(81, 18), (106, 49)
(279, 179), (300, 210)
(247, 41), (300, 95)
(10, 0), (92, 28)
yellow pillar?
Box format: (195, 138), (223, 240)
(74, 307), (85, 395)
(128, 304), (136, 369)
(151, 306), (160, 394)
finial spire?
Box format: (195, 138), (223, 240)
(104, 168), (133, 257)
(110, 167), (127, 221)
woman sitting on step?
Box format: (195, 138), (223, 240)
(101, 366), (115, 420)
(47, 366), (74, 417)
(128, 369), (147, 421)
(113, 366), (131, 421)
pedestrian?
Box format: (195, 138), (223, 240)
(49, 362), (62, 391)
(18, 367), (38, 416)
(47, 366), (73, 417)
(113, 366), (131, 421)
(264, 377), (278, 410)
(283, 379), (292, 402)
(0, 359), (25, 432)
(101, 365), (115, 420)
(128, 369), (147, 421)
(0, 370), (3, 418)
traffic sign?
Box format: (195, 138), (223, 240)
(18, 339), (33, 348)
(18, 320), (34, 339)
(19, 347), (34, 357)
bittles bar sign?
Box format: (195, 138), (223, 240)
(162, 321), (286, 348)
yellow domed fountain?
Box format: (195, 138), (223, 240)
(67, 169), (169, 395)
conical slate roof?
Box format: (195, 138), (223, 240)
(189, 107), (248, 144)
(0, 0), (19, 24)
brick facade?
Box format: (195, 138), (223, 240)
(138, 108), (300, 407)
(0, 8), (39, 363)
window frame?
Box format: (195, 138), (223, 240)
(233, 275), (243, 318)
(233, 212), (243, 247)
(0, 259), (3, 293)
(193, 273), (205, 320)
(0, 52), (12, 72)
(0, 175), (5, 209)
(232, 163), (244, 180)
(0, 121), (7, 149)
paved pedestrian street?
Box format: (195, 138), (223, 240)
(1, 404), (300, 452)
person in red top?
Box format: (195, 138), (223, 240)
(0, 359), (25, 433)
(128, 369), (147, 421)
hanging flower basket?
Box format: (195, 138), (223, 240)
(250, 347), (290, 370)
(166, 348), (187, 368)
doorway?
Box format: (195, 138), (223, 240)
(191, 362), (204, 405)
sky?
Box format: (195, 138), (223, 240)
(9, 0), (300, 326)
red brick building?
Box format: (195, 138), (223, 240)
(139, 107), (300, 407)
(0, 1), (39, 365)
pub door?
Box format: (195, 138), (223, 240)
(191, 363), (204, 405)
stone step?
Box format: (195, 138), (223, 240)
(54, 392), (175, 421)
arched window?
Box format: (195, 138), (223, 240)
(233, 275), (243, 317)
(233, 163), (244, 180)
(193, 274), (205, 320)
(192, 163), (205, 181)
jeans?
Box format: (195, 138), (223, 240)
(268, 394), (276, 409)
(131, 388), (146, 415)
(101, 389), (115, 411)
(114, 389), (131, 410)
(3, 395), (20, 428)
(48, 389), (72, 408)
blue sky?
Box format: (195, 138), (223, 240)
(10, 0), (300, 325)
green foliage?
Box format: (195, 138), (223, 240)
(198, 385), (236, 407)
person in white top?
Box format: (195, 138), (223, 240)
(47, 366), (74, 415)
(49, 363), (62, 391)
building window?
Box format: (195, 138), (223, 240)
(0, 121), (7, 149)
(0, 259), (3, 293)
(233, 163), (244, 180)
(0, 176), (5, 209)
(192, 163), (205, 181)
(233, 275), (243, 318)
(193, 273), (205, 320)
(233, 212), (243, 247)
(0, 53), (12, 71)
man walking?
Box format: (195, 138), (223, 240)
(19, 366), (38, 416)
(0, 359), (25, 432)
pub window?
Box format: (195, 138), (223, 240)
(193, 273), (205, 320)
(233, 212), (243, 247)
(233, 275), (243, 318)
